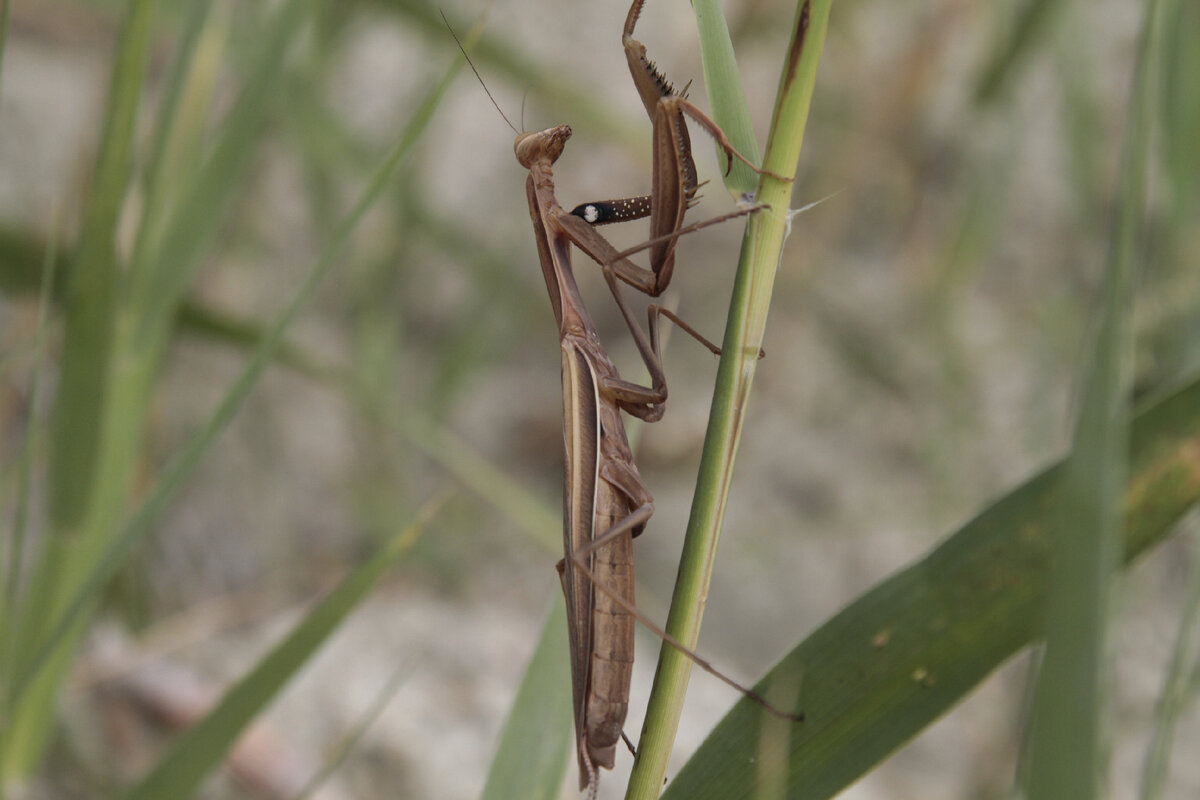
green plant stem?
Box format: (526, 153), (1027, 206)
(1026, 0), (1168, 793)
(658, 373), (1200, 800)
(627, 3), (831, 798)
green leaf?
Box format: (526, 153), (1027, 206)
(480, 595), (573, 800)
(692, 0), (761, 196)
(1025, 0), (1168, 794)
(47, 0), (155, 534)
(659, 374), (1200, 800)
(5, 0), (158, 776)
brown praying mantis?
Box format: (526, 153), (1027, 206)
(451, 3), (796, 797)
(526, 3), (799, 795)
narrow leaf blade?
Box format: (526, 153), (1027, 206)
(480, 595), (573, 800)
(660, 375), (1200, 800)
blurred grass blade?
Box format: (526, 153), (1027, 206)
(5, 0), (301, 775)
(1026, 0), (1167, 794)
(46, 0), (154, 537)
(294, 661), (415, 800)
(973, 0), (1064, 104)
(400, 411), (560, 553)
(658, 374), (1200, 800)
(0, 1), (9, 91)
(692, 0), (761, 196)
(480, 595), (572, 800)
(628, 3), (833, 798)
(129, 0), (228, 286)
(0, 0), (10, 92)
(4, 0), (157, 776)
(129, 0), (314, 339)
(122, 498), (445, 800)
(0, 216), (60, 631)
(1139, 526), (1200, 800)
(5, 2), (312, 772)
(9, 32), (470, 706)
(1161, 0), (1200, 225)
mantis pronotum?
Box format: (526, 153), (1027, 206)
(451, 3), (790, 797)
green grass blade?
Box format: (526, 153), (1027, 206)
(5, 2), (311, 773)
(1161, 0), (1200, 225)
(973, 0), (1065, 105)
(46, 0), (154, 536)
(0, 0), (10, 92)
(1139, 523), (1200, 800)
(480, 595), (572, 800)
(129, 0), (227, 289)
(0, 220), (326, 378)
(130, 0), (315, 341)
(8, 35), (469, 706)
(6, 9), (313, 750)
(0, 216), (59, 634)
(1140, 526), (1200, 800)
(3, 0), (158, 776)
(400, 411), (560, 554)
(627, 3), (833, 798)
(0, 224), (69, 297)
(293, 661), (414, 800)
(659, 373), (1200, 800)
(121, 498), (444, 800)
(692, 0), (761, 196)
(1025, 0), (1167, 795)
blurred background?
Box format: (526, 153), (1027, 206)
(1, 0), (1198, 797)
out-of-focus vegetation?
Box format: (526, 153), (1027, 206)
(0, 0), (1196, 798)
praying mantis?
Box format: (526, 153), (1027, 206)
(451, 2), (791, 796)
(517, 3), (790, 797)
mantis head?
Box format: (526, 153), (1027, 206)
(515, 125), (572, 169)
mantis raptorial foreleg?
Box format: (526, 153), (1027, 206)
(569, 0), (787, 295)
